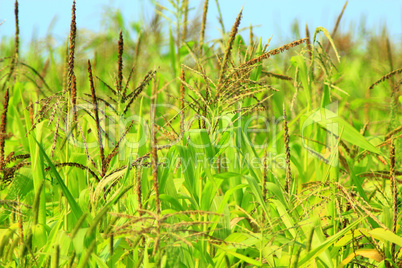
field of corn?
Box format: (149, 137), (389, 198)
(0, 0), (401, 267)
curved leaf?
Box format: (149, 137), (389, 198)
(340, 249), (383, 267)
(313, 26), (340, 63)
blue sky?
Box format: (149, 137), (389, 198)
(0, 0), (401, 47)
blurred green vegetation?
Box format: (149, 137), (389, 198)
(0, 0), (401, 267)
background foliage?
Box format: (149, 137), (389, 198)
(0, 0), (401, 267)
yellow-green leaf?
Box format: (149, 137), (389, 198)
(340, 249), (383, 268)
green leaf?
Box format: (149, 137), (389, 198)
(176, 145), (197, 199)
(265, 182), (287, 207)
(13, 107), (29, 152)
(215, 245), (262, 266)
(298, 217), (366, 267)
(159, 194), (185, 211)
(29, 123), (47, 225)
(92, 254), (110, 268)
(301, 108), (382, 156)
(291, 56), (311, 110)
(32, 224), (48, 251)
(186, 129), (215, 159)
(321, 83), (331, 108)
(159, 147), (179, 199)
(369, 228), (402, 247)
(340, 249), (383, 267)
(244, 175), (269, 217)
(312, 26), (340, 63)
(136, 97), (147, 157)
(271, 200), (296, 238)
(224, 233), (260, 249)
(213, 172), (242, 180)
(179, 41), (195, 58)
(5, 173), (33, 202)
(209, 184), (247, 236)
(250, 37), (263, 81)
(33, 137), (85, 222)
(37, 219), (63, 266)
(200, 180), (219, 210)
(85, 185), (132, 246)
